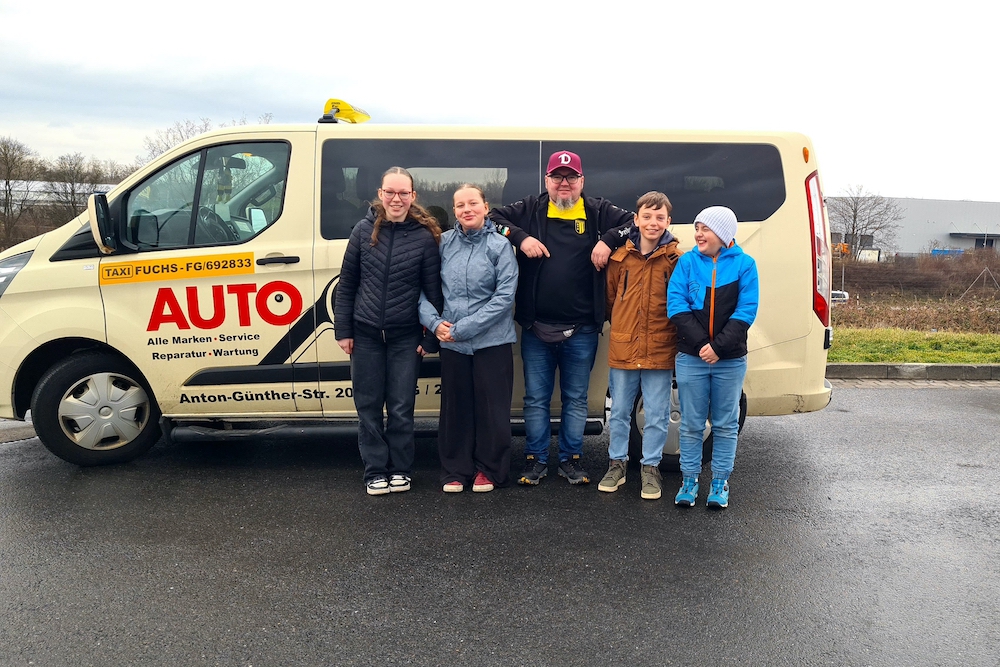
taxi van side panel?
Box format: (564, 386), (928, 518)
(101, 130), (319, 419)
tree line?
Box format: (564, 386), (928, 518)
(1, 114), (272, 251)
(0, 136), (136, 249)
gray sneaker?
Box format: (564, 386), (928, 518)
(598, 459), (627, 492)
(640, 465), (662, 500)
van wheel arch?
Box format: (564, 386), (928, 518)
(13, 338), (119, 418)
(29, 350), (161, 466)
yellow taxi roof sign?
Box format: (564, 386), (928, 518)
(319, 99), (371, 124)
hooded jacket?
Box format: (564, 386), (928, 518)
(418, 219), (518, 356)
(666, 242), (759, 359)
(489, 193), (633, 327)
(334, 207), (443, 343)
(605, 227), (682, 370)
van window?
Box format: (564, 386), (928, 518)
(123, 141), (290, 250)
(539, 141), (786, 223)
(321, 140), (538, 240)
(320, 139), (785, 239)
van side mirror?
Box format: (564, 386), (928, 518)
(248, 208), (267, 232)
(87, 193), (116, 254)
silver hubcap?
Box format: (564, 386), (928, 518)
(57, 372), (150, 450)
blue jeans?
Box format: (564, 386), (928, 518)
(351, 328), (422, 482)
(675, 352), (747, 479)
(520, 327), (599, 463)
(608, 368), (673, 466)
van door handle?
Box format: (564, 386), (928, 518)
(256, 256), (300, 265)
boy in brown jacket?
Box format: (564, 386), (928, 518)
(598, 191), (682, 499)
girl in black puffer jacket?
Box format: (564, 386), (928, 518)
(334, 167), (443, 496)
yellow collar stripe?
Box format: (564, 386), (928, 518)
(547, 198), (586, 221)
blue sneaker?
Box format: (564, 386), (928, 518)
(674, 477), (699, 506)
(707, 479), (730, 509)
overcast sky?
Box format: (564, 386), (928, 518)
(1, 0), (994, 202)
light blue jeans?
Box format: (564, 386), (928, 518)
(520, 327), (599, 463)
(608, 368), (673, 466)
(675, 352), (747, 480)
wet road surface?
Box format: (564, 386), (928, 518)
(1, 383), (998, 666)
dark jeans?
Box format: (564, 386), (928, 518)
(439, 345), (514, 487)
(351, 328), (422, 482)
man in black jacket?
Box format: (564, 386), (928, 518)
(490, 150), (632, 486)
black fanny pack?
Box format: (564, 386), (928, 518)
(530, 321), (580, 344)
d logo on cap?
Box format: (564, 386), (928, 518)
(545, 150), (583, 176)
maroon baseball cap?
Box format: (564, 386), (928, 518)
(546, 150), (583, 176)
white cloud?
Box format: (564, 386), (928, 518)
(1, 0), (995, 200)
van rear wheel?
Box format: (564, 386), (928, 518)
(31, 352), (161, 466)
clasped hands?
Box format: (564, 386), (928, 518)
(434, 322), (456, 343)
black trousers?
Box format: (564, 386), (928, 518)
(438, 344), (514, 487)
(351, 327), (422, 482)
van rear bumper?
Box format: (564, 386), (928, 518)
(747, 379), (832, 416)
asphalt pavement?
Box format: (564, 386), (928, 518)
(1, 382), (999, 666)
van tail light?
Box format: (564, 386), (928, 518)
(806, 171), (831, 327)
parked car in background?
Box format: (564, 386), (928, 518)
(831, 290), (850, 304)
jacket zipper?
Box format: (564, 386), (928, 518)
(709, 255), (718, 340)
(622, 269), (629, 301)
(378, 223), (396, 340)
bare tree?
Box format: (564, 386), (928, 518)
(136, 118), (215, 167)
(0, 136), (45, 249)
(93, 159), (132, 183)
(45, 152), (107, 221)
(136, 114), (274, 167)
(827, 185), (904, 259)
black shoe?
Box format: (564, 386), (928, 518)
(557, 455), (590, 485)
(519, 455), (548, 485)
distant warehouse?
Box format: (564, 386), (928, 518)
(829, 197), (1000, 257)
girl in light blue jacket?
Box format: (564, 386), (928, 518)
(420, 185), (518, 492)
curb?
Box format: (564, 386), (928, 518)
(826, 363), (1000, 380)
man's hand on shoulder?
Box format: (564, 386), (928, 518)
(519, 236), (550, 259)
(591, 240), (612, 270)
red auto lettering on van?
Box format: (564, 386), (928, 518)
(226, 284), (257, 326)
(256, 281), (303, 326)
(147, 288), (191, 331)
(186, 285), (226, 329)
(146, 281), (304, 331)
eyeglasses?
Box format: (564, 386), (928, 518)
(547, 173), (581, 184)
(381, 190), (413, 200)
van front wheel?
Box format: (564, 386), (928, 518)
(31, 352), (162, 466)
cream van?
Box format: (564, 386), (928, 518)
(0, 103), (833, 465)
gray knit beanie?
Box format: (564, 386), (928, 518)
(694, 206), (738, 247)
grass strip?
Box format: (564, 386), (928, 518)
(829, 328), (1000, 363)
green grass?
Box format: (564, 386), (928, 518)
(829, 328), (1000, 363)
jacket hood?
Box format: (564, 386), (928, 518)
(455, 218), (497, 238)
(628, 225), (677, 250)
(691, 240), (744, 261)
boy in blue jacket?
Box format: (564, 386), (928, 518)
(667, 206), (758, 509)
